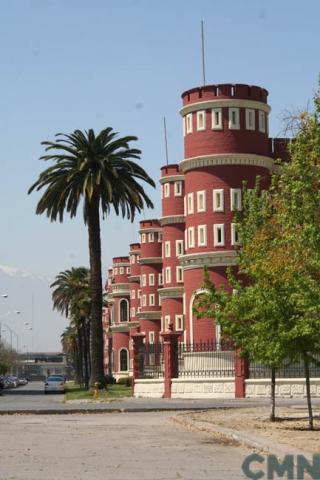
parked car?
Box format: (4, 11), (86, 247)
(44, 375), (65, 394)
(0, 376), (4, 393)
(18, 377), (28, 386)
(7, 376), (19, 387)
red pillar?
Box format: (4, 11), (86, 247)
(161, 325), (180, 399)
(235, 350), (248, 398)
(131, 329), (145, 395)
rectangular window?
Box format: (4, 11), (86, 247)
(137, 289), (141, 299)
(142, 294), (147, 307)
(119, 267), (124, 274)
(149, 273), (155, 286)
(230, 188), (242, 211)
(164, 183), (170, 198)
(148, 232), (154, 243)
(131, 290), (136, 300)
(188, 227), (195, 248)
(176, 266), (183, 283)
(149, 331), (155, 344)
(114, 267), (118, 275)
(246, 109), (255, 130)
(231, 223), (240, 245)
(228, 108), (240, 130)
(164, 315), (171, 331)
(141, 233), (146, 243)
(174, 181), (183, 197)
(211, 108), (222, 130)
(158, 273), (163, 286)
(196, 110), (206, 131)
(160, 184), (163, 200)
(213, 189), (224, 212)
(149, 294), (155, 306)
(186, 114), (193, 133)
(176, 239), (184, 256)
(164, 241), (171, 258)
(182, 117), (186, 137)
(187, 193), (194, 214)
(142, 274), (147, 287)
(130, 307), (135, 317)
(175, 315), (184, 331)
(213, 224), (225, 246)
(165, 267), (171, 284)
(197, 224), (207, 247)
(197, 190), (206, 212)
(126, 267), (130, 274)
(131, 255), (135, 264)
(259, 111), (266, 133)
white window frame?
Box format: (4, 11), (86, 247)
(259, 110), (266, 133)
(175, 314), (184, 331)
(187, 193), (194, 214)
(213, 189), (224, 212)
(164, 241), (171, 258)
(148, 232), (154, 243)
(141, 274), (147, 287)
(197, 224), (207, 247)
(165, 267), (171, 284)
(228, 107), (240, 130)
(213, 224), (225, 247)
(158, 273), (163, 286)
(148, 273), (155, 286)
(119, 267), (124, 274)
(182, 117), (186, 137)
(131, 255), (135, 264)
(176, 266), (183, 283)
(142, 294), (147, 307)
(175, 240), (184, 256)
(127, 267), (130, 274)
(141, 233), (146, 243)
(149, 331), (155, 344)
(211, 107), (223, 130)
(149, 293), (155, 306)
(231, 223), (240, 246)
(114, 267), (118, 275)
(160, 184), (163, 200)
(164, 183), (170, 198)
(186, 113), (193, 134)
(196, 110), (206, 131)
(158, 232), (163, 243)
(164, 315), (171, 331)
(131, 289), (136, 300)
(230, 188), (242, 211)
(197, 190), (206, 213)
(188, 227), (195, 248)
(245, 109), (255, 130)
(137, 289), (141, 299)
(130, 307), (135, 317)
(174, 181), (182, 197)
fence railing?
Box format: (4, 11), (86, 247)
(177, 342), (235, 378)
(137, 343), (164, 379)
(249, 355), (320, 379)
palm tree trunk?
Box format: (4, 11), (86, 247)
(87, 196), (105, 387)
(77, 328), (84, 387)
(82, 322), (89, 390)
(270, 367), (276, 421)
(303, 353), (314, 430)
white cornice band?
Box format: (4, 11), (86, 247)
(139, 257), (163, 265)
(180, 153), (274, 173)
(180, 99), (271, 117)
(180, 250), (238, 270)
(139, 227), (162, 234)
(160, 215), (185, 226)
(128, 275), (141, 282)
(137, 311), (162, 320)
(159, 174), (184, 184)
(158, 287), (184, 299)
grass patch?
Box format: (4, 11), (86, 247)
(65, 381), (132, 401)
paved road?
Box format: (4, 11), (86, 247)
(2, 381), (320, 413)
(0, 411), (253, 480)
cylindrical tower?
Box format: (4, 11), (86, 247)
(138, 219), (162, 344)
(108, 256), (131, 379)
(159, 165), (185, 339)
(179, 83), (273, 343)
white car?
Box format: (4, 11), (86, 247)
(44, 375), (66, 394)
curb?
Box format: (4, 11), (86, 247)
(0, 406), (214, 415)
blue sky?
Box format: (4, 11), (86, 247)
(0, 0), (319, 348)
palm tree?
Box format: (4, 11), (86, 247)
(28, 128), (155, 386)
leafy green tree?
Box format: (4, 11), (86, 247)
(194, 87), (320, 429)
(29, 128), (155, 386)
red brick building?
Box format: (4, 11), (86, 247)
(104, 82), (289, 379)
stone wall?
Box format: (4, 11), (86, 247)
(171, 377), (235, 399)
(245, 378), (320, 398)
(134, 379), (164, 398)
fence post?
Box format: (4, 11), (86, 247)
(235, 350), (248, 398)
(160, 324), (180, 398)
(131, 329), (146, 395)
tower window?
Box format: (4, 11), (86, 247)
(119, 349), (128, 372)
(142, 274), (147, 287)
(213, 189), (224, 212)
(176, 240), (184, 256)
(212, 108), (223, 130)
(176, 266), (183, 283)
(186, 114), (193, 134)
(141, 233), (146, 243)
(196, 111), (206, 131)
(174, 181), (183, 197)
(213, 224), (225, 246)
(119, 299), (128, 322)
(197, 224), (207, 247)
(149, 293), (155, 306)
(228, 108), (240, 130)
(188, 227), (195, 248)
(259, 111), (266, 133)
(164, 183), (170, 198)
(230, 188), (242, 211)
(158, 272), (163, 285)
(231, 223), (240, 245)
(164, 241), (171, 258)
(149, 331), (155, 344)
(165, 267), (171, 284)
(175, 315), (184, 331)
(187, 193), (194, 214)
(246, 109), (255, 130)
(197, 190), (206, 212)
(148, 232), (154, 242)
(149, 273), (155, 286)
(182, 117), (186, 137)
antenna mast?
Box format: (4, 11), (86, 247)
(201, 20), (206, 86)
(163, 116), (169, 165)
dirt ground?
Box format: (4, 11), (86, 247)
(176, 405), (320, 455)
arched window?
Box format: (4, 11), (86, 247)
(119, 349), (128, 372)
(119, 299), (128, 322)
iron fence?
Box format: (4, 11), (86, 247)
(177, 342), (235, 378)
(249, 355), (320, 379)
(137, 342), (164, 379)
